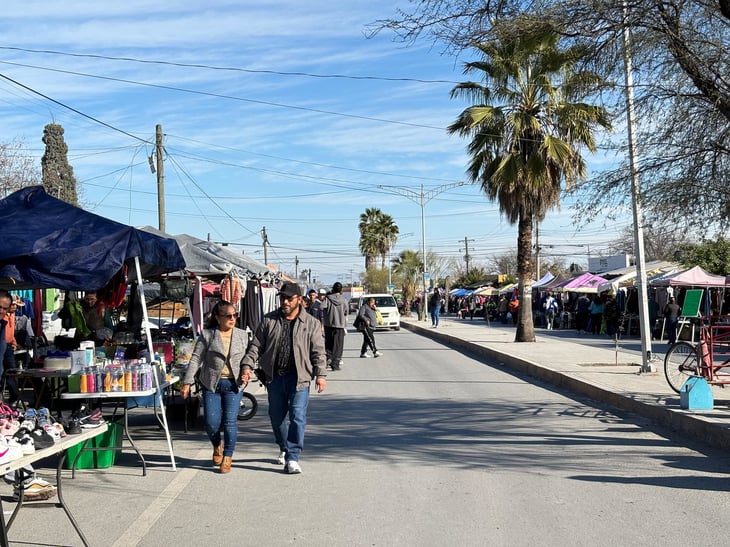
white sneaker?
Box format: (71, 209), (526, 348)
(276, 451), (286, 465)
(285, 461), (302, 474)
(360, 353), (369, 358)
(374, 351), (382, 358)
(0, 438), (23, 465)
(13, 477), (57, 501)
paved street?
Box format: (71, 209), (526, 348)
(4, 322), (730, 546)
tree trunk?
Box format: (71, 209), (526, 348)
(515, 213), (536, 342)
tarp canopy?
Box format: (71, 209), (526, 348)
(140, 227), (271, 279)
(532, 271), (555, 288)
(651, 265), (727, 287)
(597, 260), (679, 293)
(0, 187), (185, 290)
(554, 272), (608, 293)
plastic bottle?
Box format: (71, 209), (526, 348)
(80, 368), (88, 393)
(86, 366), (95, 393)
(124, 364), (132, 392)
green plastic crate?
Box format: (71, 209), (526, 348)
(65, 422), (122, 469)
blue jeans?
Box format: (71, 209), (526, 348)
(430, 305), (441, 326)
(267, 373), (310, 462)
(202, 378), (243, 457)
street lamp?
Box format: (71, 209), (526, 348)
(379, 182), (465, 321)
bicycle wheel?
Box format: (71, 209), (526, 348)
(238, 392), (258, 421)
(664, 341), (700, 393)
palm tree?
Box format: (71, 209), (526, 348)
(359, 208), (399, 270)
(392, 249), (422, 316)
(448, 25), (611, 342)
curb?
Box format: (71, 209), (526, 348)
(402, 320), (730, 450)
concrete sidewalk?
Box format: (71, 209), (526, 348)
(401, 315), (730, 450)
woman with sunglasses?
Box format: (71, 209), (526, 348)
(181, 300), (252, 473)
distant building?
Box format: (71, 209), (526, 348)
(589, 254), (631, 274)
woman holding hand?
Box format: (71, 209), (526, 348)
(181, 300), (251, 473)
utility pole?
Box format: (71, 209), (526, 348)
(534, 222), (540, 280)
(460, 237), (475, 275)
(295, 256), (299, 280)
(155, 124), (165, 232)
(261, 226), (269, 265)
(379, 182), (465, 321)
(622, 3), (654, 372)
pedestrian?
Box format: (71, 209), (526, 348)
(574, 293), (590, 333)
(603, 292), (620, 337)
(589, 295), (604, 335)
(498, 295), (508, 323)
(468, 296), (477, 320)
(430, 288), (443, 327)
(241, 282), (327, 474)
(663, 296), (681, 345)
(321, 282), (347, 370)
(180, 300), (250, 474)
(508, 296), (519, 325)
(357, 297), (382, 358)
(543, 292), (558, 330)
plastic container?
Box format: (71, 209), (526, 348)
(64, 422), (122, 470)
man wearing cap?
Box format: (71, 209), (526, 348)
(320, 282), (347, 370)
(240, 282), (326, 474)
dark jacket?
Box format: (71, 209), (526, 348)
(183, 327), (249, 392)
(241, 306), (326, 390)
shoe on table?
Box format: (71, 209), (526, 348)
(284, 461), (302, 474)
(374, 351), (382, 358)
(276, 451), (286, 465)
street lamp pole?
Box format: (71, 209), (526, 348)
(379, 182), (465, 321)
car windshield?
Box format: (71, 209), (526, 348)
(373, 296), (396, 308)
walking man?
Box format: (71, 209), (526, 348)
(321, 282), (347, 370)
(240, 282), (327, 474)
(357, 297), (382, 358)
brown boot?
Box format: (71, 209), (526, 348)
(220, 456), (232, 473)
(212, 441), (224, 466)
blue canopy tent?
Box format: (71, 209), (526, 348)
(0, 186), (185, 290)
(0, 186), (185, 470)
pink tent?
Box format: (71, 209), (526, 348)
(651, 265), (727, 287)
(554, 272), (609, 293)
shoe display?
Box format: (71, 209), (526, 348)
(1, 419), (20, 437)
(213, 441), (224, 466)
(220, 456), (232, 473)
(276, 451), (286, 465)
(36, 407), (51, 428)
(284, 461), (302, 474)
(12, 429), (35, 455)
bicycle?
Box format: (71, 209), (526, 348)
(664, 315), (730, 392)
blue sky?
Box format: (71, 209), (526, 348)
(1, 1), (632, 285)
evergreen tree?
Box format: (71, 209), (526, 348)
(41, 123), (78, 205)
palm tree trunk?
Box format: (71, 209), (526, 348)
(515, 213), (536, 342)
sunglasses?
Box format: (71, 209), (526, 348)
(217, 313), (238, 319)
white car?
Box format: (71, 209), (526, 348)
(358, 293), (401, 331)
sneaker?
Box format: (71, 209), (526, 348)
(1, 419), (20, 437)
(13, 477), (57, 501)
(0, 437), (24, 464)
(276, 451), (286, 465)
(19, 408), (36, 431)
(36, 407), (51, 428)
(28, 428), (55, 450)
(360, 353), (369, 358)
(284, 461), (302, 474)
(373, 351), (382, 358)
(13, 429), (35, 455)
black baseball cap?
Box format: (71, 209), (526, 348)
(279, 282), (303, 297)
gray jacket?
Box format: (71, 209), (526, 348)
(241, 306), (326, 390)
(183, 327), (248, 392)
(357, 303), (377, 329)
(321, 293), (347, 328)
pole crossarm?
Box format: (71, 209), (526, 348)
(377, 182), (466, 319)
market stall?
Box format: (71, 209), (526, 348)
(0, 186), (186, 470)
